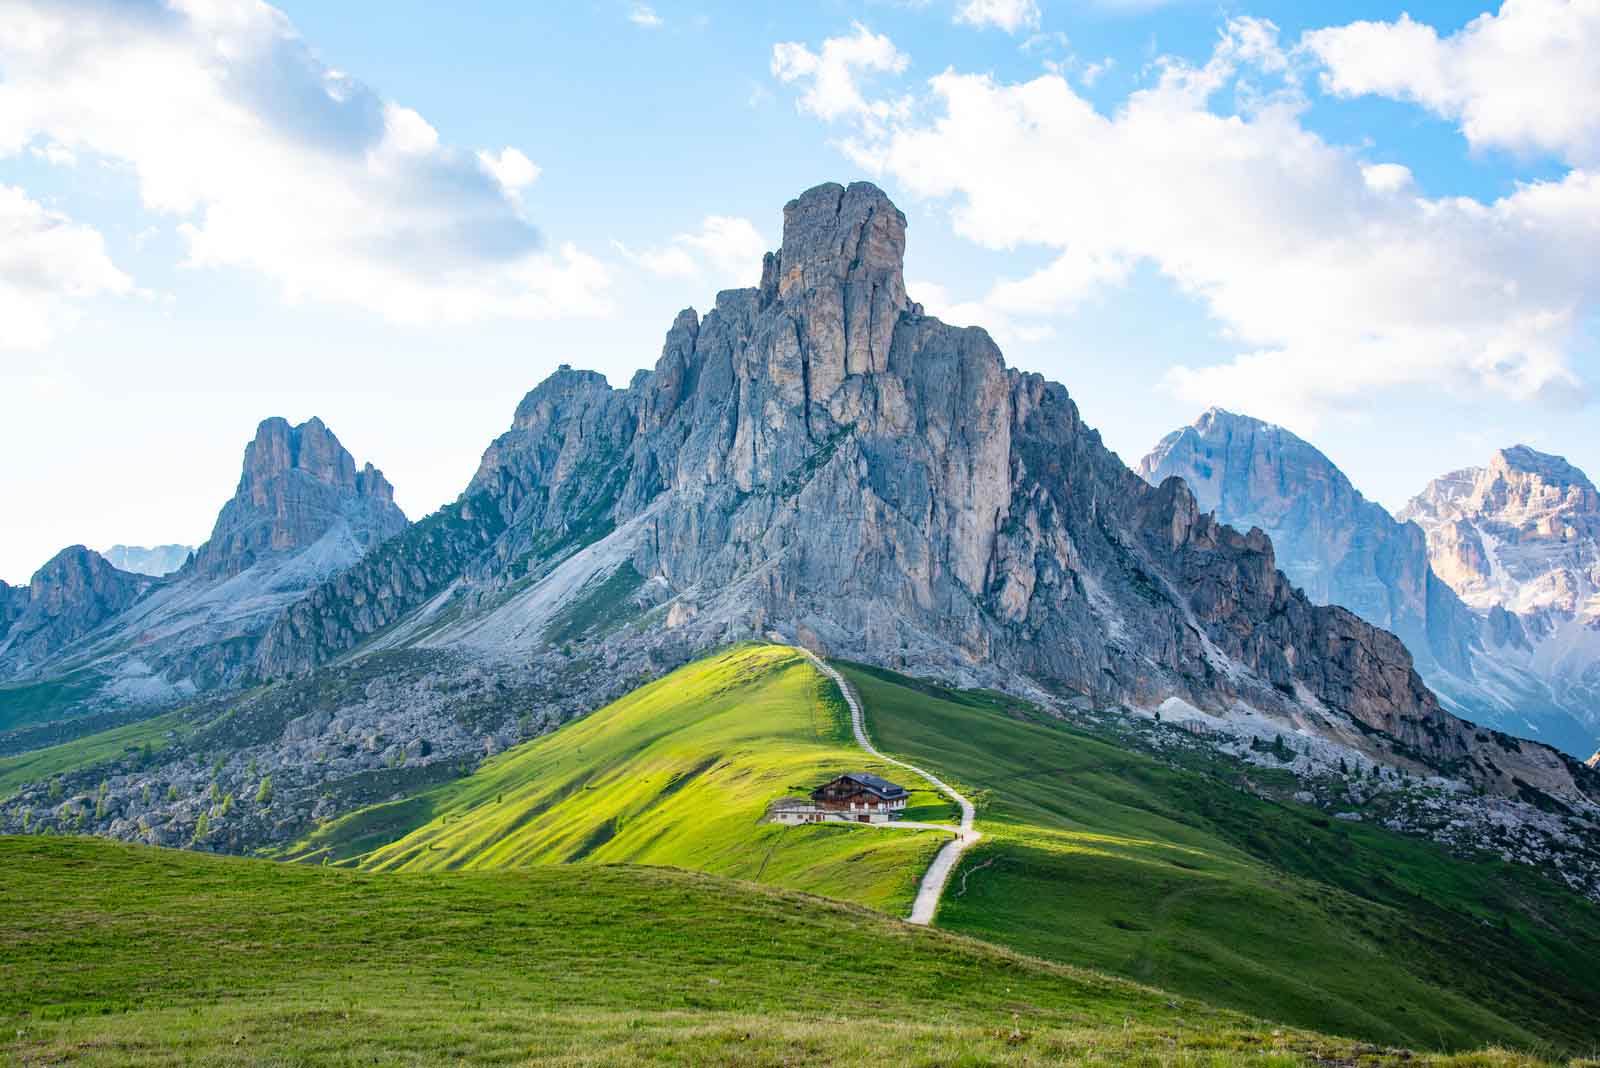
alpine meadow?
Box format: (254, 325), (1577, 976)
(3, 2), (1600, 1066)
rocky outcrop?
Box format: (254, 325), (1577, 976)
(1401, 447), (1600, 619)
(103, 545), (193, 577)
(257, 180), (1596, 805)
(0, 581), (27, 639)
(1136, 413), (1600, 758)
(0, 418), (407, 703)
(187, 418), (406, 581)
(1398, 447), (1600, 756)
(1140, 410), (1481, 678)
(0, 547), (152, 675)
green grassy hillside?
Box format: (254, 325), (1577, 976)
(0, 835), (1573, 1068)
(286, 645), (952, 914)
(840, 662), (1600, 1053)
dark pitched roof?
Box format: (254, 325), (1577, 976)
(836, 772), (906, 798)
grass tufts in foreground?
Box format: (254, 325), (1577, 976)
(2, 835), (1587, 1067)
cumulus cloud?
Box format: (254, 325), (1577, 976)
(955, 0), (1042, 35)
(614, 215), (769, 291)
(772, 24), (910, 124)
(629, 4), (663, 29)
(0, 0), (611, 324)
(0, 185), (134, 348)
(1304, 0), (1600, 165)
(774, 16), (1599, 426)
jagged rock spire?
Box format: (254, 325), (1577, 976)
(760, 181), (910, 393)
(189, 417), (406, 581)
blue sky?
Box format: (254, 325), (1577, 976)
(1, 0), (1596, 583)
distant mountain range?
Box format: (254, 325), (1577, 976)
(1142, 411), (1600, 760)
(1, 182), (1594, 891)
(0, 416), (405, 709)
(103, 544), (193, 578)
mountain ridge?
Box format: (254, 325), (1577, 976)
(251, 181), (1593, 805)
(1141, 410), (1600, 759)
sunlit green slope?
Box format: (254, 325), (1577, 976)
(288, 644), (950, 914)
(839, 662), (1600, 1053)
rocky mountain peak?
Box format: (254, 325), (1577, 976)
(187, 417), (406, 582)
(258, 179), (1597, 808)
(1139, 409), (1485, 687)
(0, 546), (151, 673)
(759, 181), (910, 385)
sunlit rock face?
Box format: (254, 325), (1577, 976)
(1400, 446), (1600, 753)
(1142, 416), (1600, 759)
(258, 181), (1597, 804)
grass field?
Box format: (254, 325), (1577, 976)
(0, 671), (104, 734)
(284, 645), (952, 915)
(840, 662), (1600, 1054)
(0, 709), (188, 798)
(1, 835), (1584, 1067)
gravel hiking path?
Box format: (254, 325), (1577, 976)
(799, 650), (981, 926)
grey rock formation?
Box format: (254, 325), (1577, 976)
(187, 417), (405, 581)
(258, 181), (1595, 805)
(1140, 409), (1479, 677)
(0, 418), (406, 705)
(1140, 414), (1600, 758)
(103, 545), (194, 578)
(0, 581), (27, 639)
(0, 548), (152, 675)
(1400, 446), (1600, 752)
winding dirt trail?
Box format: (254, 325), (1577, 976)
(799, 650), (980, 926)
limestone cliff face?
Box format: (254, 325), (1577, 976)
(0, 417), (407, 700)
(257, 181), (1597, 803)
(1140, 413), (1600, 759)
(188, 418), (406, 581)
(1139, 410), (1478, 678)
(1400, 446), (1600, 750)
(0, 548), (152, 675)
(0, 581), (27, 639)
(1401, 447), (1600, 621)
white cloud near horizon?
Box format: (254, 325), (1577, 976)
(613, 215), (769, 291)
(0, 0), (613, 325)
(773, 14), (1600, 428)
(1304, 0), (1600, 166)
(0, 185), (135, 349)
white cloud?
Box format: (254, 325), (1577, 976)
(775, 17), (1600, 427)
(614, 215), (769, 290)
(629, 4), (663, 29)
(1081, 57), (1114, 87)
(772, 24), (910, 124)
(0, 185), (134, 348)
(477, 146), (542, 195)
(955, 0), (1042, 35)
(0, 0), (612, 325)
(28, 142), (76, 166)
(1304, 1), (1600, 165)
(911, 279), (1056, 345)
